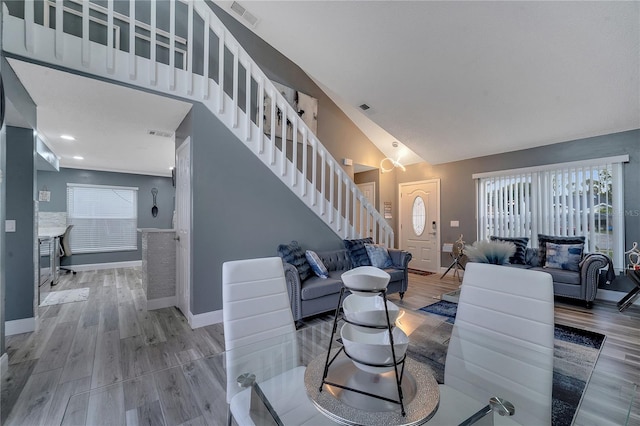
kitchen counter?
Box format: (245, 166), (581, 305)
(138, 228), (176, 310)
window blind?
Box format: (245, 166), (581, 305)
(475, 156), (627, 270)
(67, 184), (138, 254)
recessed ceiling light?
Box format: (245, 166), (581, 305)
(73, 155), (84, 160)
(61, 134), (76, 141)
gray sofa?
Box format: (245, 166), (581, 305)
(507, 248), (613, 308)
(281, 248), (412, 322)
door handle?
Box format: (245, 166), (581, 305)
(174, 236), (180, 241)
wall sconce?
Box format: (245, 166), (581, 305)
(380, 141), (406, 173)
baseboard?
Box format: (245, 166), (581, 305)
(69, 260), (142, 271)
(596, 288), (640, 306)
(189, 309), (223, 329)
(147, 296), (176, 311)
(5, 317), (36, 336)
(1, 353), (8, 376)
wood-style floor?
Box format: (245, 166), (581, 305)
(1, 268), (639, 425)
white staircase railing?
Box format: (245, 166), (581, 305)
(3, 0), (394, 246)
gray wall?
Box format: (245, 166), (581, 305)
(5, 127), (36, 322)
(37, 168), (174, 265)
(397, 129), (640, 282)
(178, 103), (343, 315)
(2, 53), (38, 347)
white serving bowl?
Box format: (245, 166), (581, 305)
(340, 323), (409, 374)
(342, 294), (400, 328)
(341, 266), (391, 297)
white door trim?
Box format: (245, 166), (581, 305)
(398, 179), (441, 268)
(176, 138), (192, 324)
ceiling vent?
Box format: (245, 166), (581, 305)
(147, 130), (173, 138)
(230, 1), (259, 27)
(359, 103), (371, 111)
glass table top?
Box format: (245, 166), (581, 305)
(61, 308), (637, 425)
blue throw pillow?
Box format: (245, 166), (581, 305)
(490, 236), (529, 264)
(538, 234), (585, 266)
(277, 241), (312, 281)
(364, 244), (393, 268)
(544, 242), (583, 272)
(305, 250), (329, 279)
(343, 238), (374, 267)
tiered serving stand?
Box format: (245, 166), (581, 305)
(304, 267), (439, 426)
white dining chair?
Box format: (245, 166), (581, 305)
(429, 262), (555, 425)
(222, 257), (333, 426)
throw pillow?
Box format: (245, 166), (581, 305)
(364, 243), (393, 268)
(305, 250), (329, 279)
(490, 236), (529, 265)
(343, 238), (374, 267)
(537, 234), (585, 266)
(277, 241), (312, 281)
(544, 242), (583, 272)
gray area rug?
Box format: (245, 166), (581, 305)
(40, 288), (90, 306)
(417, 300), (605, 426)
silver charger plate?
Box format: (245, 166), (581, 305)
(305, 350), (440, 426)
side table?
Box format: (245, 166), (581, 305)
(617, 269), (640, 312)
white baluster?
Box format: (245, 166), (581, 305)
(24, 0), (34, 52)
(281, 104), (287, 176)
(337, 169), (342, 232)
(55, 0), (63, 60)
(81, 0), (90, 66)
(352, 187), (357, 238)
(218, 29), (225, 113)
(169, 0), (176, 90)
(232, 45), (239, 127)
(311, 139), (317, 206)
(344, 179), (350, 238)
(291, 119), (298, 187)
(270, 89), (276, 165)
(329, 160), (334, 223)
(258, 78), (264, 153)
(320, 149), (326, 215)
(359, 196), (364, 237)
(129, 0), (136, 78)
(301, 128), (307, 197)
(187, 0), (194, 94)
(202, 11), (210, 99)
(245, 60), (251, 141)
(150, 0), (157, 86)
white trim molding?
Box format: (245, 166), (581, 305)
(6, 317), (36, 336)
(70, 260), (142, 271)
(189, 309), (223, 329)
(147, 296), (176, 311)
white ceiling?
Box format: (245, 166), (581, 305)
(7, 59), (192, 177)
(216, 0), (640, 165)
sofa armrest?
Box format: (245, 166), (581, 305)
(388, 249), (413, 294)
(388, 248), (412, 269)
(282, 262), (303, 322)
(579, 253), (610, 302)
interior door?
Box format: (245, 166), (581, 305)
(176, 138), (191, 319)
(356, 182), (376, 238)
(400, 180), (440, 272)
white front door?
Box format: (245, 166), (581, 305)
(400, 180), (440, 272)
(356, 182), (376, 238)
(176, 138), (191, 320)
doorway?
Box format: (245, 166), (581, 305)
(399, 180), (440, 272)
(175, 138), (191, 320)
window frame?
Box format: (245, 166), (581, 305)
(474, 155), (628, 271)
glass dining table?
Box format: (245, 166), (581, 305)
(61, 309), (637, 425)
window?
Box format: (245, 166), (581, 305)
(474, 156), (628, 270)
(67, 183), (138, 253)
(412, 196), (426, 236)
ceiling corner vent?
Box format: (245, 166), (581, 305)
(148, 130), (174, 138)
(359, 103), (371, 111)
(230, 1), (259, 28)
